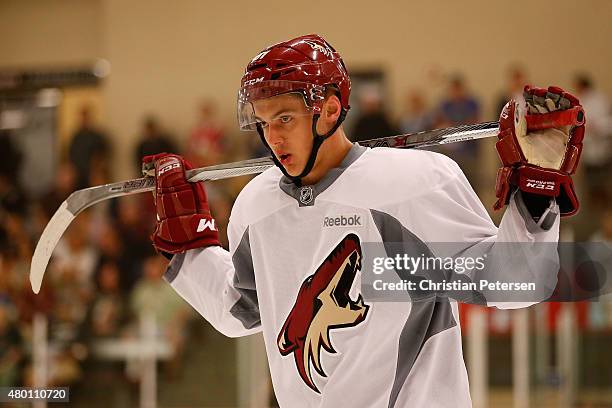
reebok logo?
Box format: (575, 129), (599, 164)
(323, 215), (362, 227)
(196, 218), (217, 232)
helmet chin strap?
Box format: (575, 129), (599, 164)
(256, 109), (347, 187)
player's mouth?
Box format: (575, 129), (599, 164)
(278, 153), (292, 166)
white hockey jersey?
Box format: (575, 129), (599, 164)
(164, 144), (559, 407)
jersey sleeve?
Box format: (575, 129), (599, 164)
(163, 214), (262, 338)
(382, 153), (560, 309)
(466, 189), (560, 309)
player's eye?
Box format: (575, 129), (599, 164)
(279, 115), (292, 124)
(259, 120), (268, 129)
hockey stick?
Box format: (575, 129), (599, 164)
(30, 121), (499, 293)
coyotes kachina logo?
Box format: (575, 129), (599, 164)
(277, 233), (370, 393)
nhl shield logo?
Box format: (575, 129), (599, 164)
(299, 186), (314, 205)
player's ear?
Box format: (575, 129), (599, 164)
(322, 93), (341, 122)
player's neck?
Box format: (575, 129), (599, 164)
(300, 130), (353, 185)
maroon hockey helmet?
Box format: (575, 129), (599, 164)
(238, 34), (351, 185)
(238, 34), (351, 130)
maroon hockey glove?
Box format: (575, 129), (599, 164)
(494, 85), (585, 216)
(142, 153), (220, 254)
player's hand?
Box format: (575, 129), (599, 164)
(142, 153), (220, 255)
(494, 85), (585, 216)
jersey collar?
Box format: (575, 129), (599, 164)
(279, 143), (367, 207)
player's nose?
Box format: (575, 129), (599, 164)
(266, 125), (285, 147)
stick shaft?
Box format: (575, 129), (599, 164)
(73, 121), (499, 214)
(69, 121), (500, 216)
(187, 121), (499, 182)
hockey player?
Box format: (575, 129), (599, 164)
(142, 34), (585, 407)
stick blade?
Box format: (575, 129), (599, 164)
(30, 201), (75, 294)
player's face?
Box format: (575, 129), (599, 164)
(252, 94), (314, 176)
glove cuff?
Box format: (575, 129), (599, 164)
(495, 165), (579, 216)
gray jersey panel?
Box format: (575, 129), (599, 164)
(229, 227), (261, 329)
(164, 252), (185, 284)
(369, 209), (459, 408)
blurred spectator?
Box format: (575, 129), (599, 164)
(130, 256), (189, 336)
(68, 106), (111, 190)
(130, 256), (191, 374)
(0, 130), (27, 223)
(11, 271), (55, 327)
(0, 303), (22, 387)
(88, 152), (111, 187)
(93, 222), (139, 294)
(436, 75), (481, 187)
(1, 219), (55, 324)
(50, 215), (97, 340)
(351, 84), (397, 142)
(496, 65), (528, 116)
(39, 161), (77, 219)
(398, 89), (435, 133)
(111, 196), (156, 291)
(573, 73), (612, 207)
(0, 233), (18, 302)
(87, 260), (126, 338)
(0, 130), (23, 184)
(186, 100), (225, 167)
(51, 262), (91, 341)
(437, 75), (480, 127)
(52, 215), (97, 291)
(134, 116), (178, 174)
(1, 207), (32, 263)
